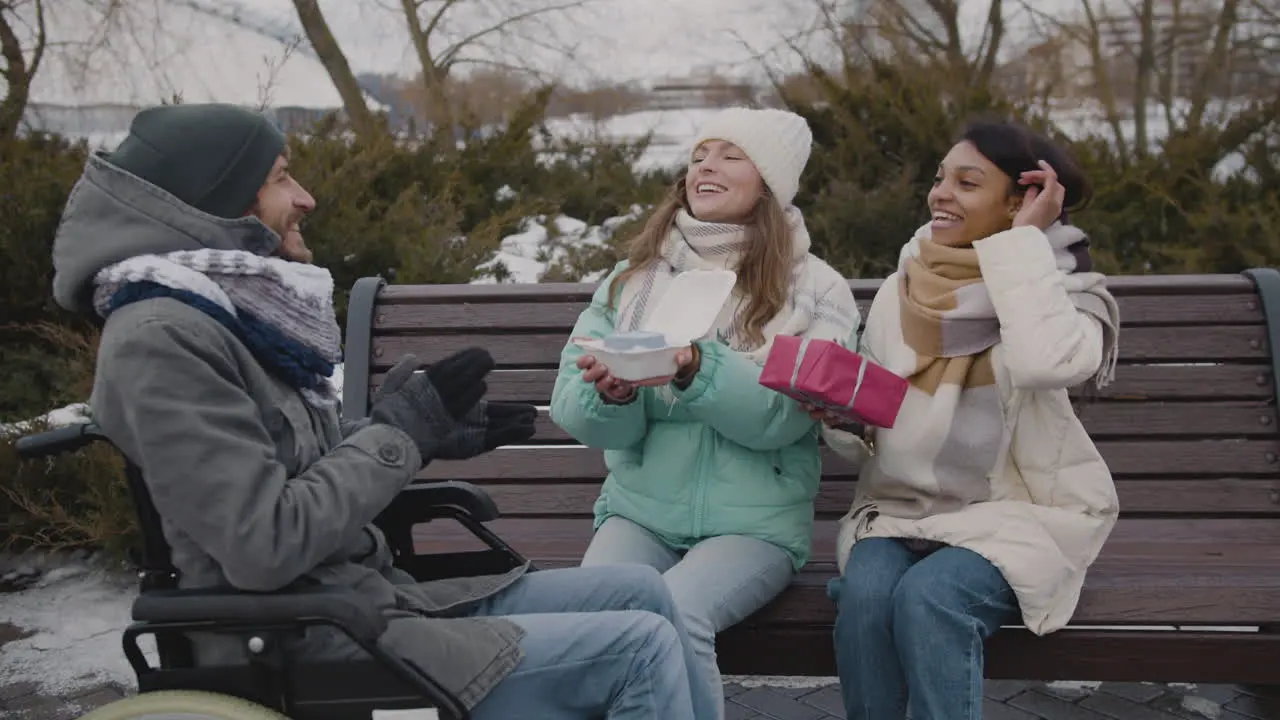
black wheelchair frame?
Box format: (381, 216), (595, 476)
(15, 422), (532, 720)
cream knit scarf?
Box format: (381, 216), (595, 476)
(614, 208), (858, 363)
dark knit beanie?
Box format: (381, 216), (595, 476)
(106, 103), (287, 219)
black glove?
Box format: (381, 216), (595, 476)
(369, 349), (494, 463)
(435, 400), (539, 460)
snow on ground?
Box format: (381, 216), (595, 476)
(0, 555), (145, 694)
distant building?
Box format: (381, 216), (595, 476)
(1016, 0), (1277, 105)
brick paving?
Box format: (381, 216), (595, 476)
(2, 678), (1277, 719)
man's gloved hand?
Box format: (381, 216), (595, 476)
(435, 400), (539, 460)
(368, 349), (495, 463)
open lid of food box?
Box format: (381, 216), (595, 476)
(640, 269), (737, 345)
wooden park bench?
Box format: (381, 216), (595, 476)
(341, 270), (1280, 686)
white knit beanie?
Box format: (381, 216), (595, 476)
(691, 107), (813, 210)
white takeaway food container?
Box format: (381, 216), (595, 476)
(573, 269), (737, 382)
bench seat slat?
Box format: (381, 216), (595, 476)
(429, 479), (1280, 518)
(414, 518), (1280, 625)
(500, 402), (1275, 443)
(416, 440), (1280, 481)
(716, 627), (1280, 683)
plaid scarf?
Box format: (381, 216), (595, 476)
(898, 222), (1118, 395)
(92, 249), (342, 407)
(860, 222), (1120, 519)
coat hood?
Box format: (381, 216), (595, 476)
(51, 152), (281, 315)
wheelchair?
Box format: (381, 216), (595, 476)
(14, 422), (533, 720)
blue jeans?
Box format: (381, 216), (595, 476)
(581, 515), (795, 720)
(466, 564), (710, 720)
(828, 538), (1019, 720)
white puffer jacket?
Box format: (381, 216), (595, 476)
(827, 228), (1120, 635)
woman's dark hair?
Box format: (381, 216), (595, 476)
(958, 120), (1092, 220)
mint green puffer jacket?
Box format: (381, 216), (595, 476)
(550, 264), (852, 569)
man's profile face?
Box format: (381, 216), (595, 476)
(251, 151), (316, 263)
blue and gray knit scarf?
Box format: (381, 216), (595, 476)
(92, 249), (343, 406)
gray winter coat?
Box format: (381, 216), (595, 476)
(51, 154), (529, 709)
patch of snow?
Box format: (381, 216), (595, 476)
(474, 218), (552, 284)
(722, 675), (838, 689)
(475, 209), (642, 284)
(0, 403), (92, 439)
(1047, 680), (1102, 694)
(1181, 695), (1223, 719)
(0, 560), (146, 695)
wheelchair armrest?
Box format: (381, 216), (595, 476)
(13, 422), (107, 459)
(387, 481), (500, 523)
(132, 584), (387, 644)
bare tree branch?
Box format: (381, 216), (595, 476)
(290, 0), (382, 142)
(1187, 0), (1242, 129)
(398, 0), (594, 131)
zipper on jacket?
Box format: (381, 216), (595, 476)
(691, 431), (711, 538)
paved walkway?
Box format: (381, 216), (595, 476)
(3, 677), (1278, 719)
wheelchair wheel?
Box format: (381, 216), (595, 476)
(77, 690), (290, 719)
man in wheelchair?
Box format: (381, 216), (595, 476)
(39, 103), (718, 719)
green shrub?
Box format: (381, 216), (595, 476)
(780, 60), (1280, 277)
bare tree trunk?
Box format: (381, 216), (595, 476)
(974, 0), (1006, 87)
(1133, 0), (1156, 153)
(1080, 0), (1131, 159)
(400, 0), (456, 131)
(1157, 0), (1183, 130)
(0, 0), (46, 143)
(290, 0), (382, 142)
(1187, 0), (1242, 130)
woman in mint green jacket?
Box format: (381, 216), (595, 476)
(550, 107), (861, 720)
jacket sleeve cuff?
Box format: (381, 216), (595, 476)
(670, 340), (717, 403)
(972, 225), (1060, 295)
(346, 422), (423, 473)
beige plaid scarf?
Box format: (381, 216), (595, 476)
(898, 223), (1118, 396)
(858, 222), (1120, 520)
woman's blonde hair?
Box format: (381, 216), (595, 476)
(607, 176), (795, 349)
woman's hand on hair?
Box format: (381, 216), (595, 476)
(1013, 160), (1066, 231)
(577, 354), (638, 403)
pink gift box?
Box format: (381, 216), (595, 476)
(760, 335), (909, 428)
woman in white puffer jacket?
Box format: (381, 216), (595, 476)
(814, 119), (1121, 720)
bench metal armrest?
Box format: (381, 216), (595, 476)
(13, 422), (107, 459)
(132, 584), (387, 644)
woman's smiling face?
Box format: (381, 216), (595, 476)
(928, 140), (1020, 247)
(685, 139), (765, 224)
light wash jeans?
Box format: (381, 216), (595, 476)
(580, 515), (795, 720)
(827, 538), (1020, 720)
(466, 563), (716, 720)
